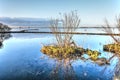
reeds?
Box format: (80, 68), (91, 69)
(50, 11), (80, 48)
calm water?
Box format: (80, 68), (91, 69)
(0, 33), (119, 80)
(11, 26), (120, 34)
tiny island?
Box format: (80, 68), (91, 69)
(41, 12), (110, 65)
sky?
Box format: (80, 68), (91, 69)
(0, 0), (120, 25)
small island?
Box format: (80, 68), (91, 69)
(41, 12), (109, 65)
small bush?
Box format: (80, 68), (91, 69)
(103, 43), (120, 55)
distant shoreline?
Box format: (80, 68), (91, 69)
(0, 31), (120, 36)
(10, 27), (117, 29)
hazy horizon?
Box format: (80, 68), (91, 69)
(0, 0), (120, 25)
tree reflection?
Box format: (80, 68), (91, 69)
(114, 58), (120, 80)
(0, 33), (11, 48)
(0, 23), (11, 48)
(50, 58), (77, 80)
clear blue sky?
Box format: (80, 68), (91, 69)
(0, 0), (120, 25)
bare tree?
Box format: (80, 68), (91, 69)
(102, 15), (120, 80)
(50, 11), (80, 47)
(102, 15), (120, 43)
(102, 19), (117, 42)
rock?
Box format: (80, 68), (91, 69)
(94, 58), (110, 65)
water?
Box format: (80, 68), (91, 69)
(0, 33), (119, 80)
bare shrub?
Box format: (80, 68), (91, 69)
(102, 15), (120, 43)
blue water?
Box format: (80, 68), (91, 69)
(0, 33), (118, 80)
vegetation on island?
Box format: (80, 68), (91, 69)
(104, 43), (120, 55)
(41, 45), (110, 65)
(41, 46), (85, 59)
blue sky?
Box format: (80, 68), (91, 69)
(0, 0), (120, 25)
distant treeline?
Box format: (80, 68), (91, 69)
(0, 23), (11, 31)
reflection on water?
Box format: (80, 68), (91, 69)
(114, 58), (120, 79)
(0, 33), (119, 80)
(50, 59), (77, 80)
(0, 33), (11, 48)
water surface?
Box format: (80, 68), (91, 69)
(0, 33), (118, 80)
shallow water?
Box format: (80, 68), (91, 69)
(0, 33), (119, 80)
